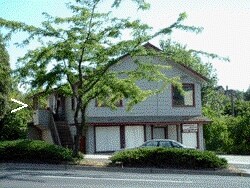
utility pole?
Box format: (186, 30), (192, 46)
(231, 94), (235, 117)
(226, 85), (235, 117)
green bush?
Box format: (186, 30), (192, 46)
(0, 139), (74, 163)
(110, 147), (227, 169)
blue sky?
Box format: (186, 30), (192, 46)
(0, 0), (249, 91)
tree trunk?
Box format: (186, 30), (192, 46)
(73, 103), (87, 157)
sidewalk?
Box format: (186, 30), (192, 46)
(0, 162), (249, 177)
(218, 155), (250, 165)
(84, 154), (111, 160)
(218, 155), (250, 175)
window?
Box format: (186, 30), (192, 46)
(95, 99), (123, 107)
(171, 141), (183, 148)
(172, 83), (195, 107)
(159, 141), (172, 148)
(142, 141), (158, 147)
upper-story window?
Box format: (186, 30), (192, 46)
(95, 99), (123, 107)
(172, 83), (195, 107)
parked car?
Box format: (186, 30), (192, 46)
(139, 139), (195, 149)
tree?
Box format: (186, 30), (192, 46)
(226, 101), (250, 154)
(0, 34), (11, 125)
(0, 78), (32, 140)
(0, 0), (203, 156)
(244, 86), (250, 101)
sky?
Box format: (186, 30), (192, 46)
(0, 0), (249, 91)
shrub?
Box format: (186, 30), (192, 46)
(110, 147), (227, 169)
(0, 139), (74, 163)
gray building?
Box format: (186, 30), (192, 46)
(30, 43), (210, 153)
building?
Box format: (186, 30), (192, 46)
(29, 43), (211, 153)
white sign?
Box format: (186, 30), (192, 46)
(182, 124), (198, 133)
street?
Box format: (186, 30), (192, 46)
(1, 168), (249, 188)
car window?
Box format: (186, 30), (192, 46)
(159, 141), (172, 147)
(171, 141), (183, 148)
(143, 141), (158, 147)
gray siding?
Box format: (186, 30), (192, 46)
(198, 125), (204, 150)
(45, 55), (204, 127)
(86, 126), (95, 153)
(86, 56), (203, 119)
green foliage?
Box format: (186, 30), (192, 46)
(244, 87), (250, 101)
(203, 115), (230, 152)
(0, 89), (32, 141)
(112, 0), (150, 10)
(0, 139), (74, 163)
(203, 98), (250, 154)
(0, 34), (11, 120)
(0, 110), (29, 141)
(226, 102), (250, 154)
(111, 147), (228, 169)
(224, 100), (248, 116)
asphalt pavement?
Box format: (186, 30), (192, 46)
(1, 167), (250, 188)
(0, 154), (249, 188)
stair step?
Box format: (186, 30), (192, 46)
(54, 121), (73, 149)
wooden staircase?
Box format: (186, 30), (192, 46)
(55, 121), (73, 149)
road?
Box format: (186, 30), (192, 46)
(1, 168), (249, 188)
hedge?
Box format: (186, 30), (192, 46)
(0, 139), (74, 163)
(110, 147), (228, 169)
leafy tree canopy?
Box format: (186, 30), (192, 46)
(0, 34), (11, 120)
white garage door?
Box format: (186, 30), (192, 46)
(95, 126), (120, 152)
(125, 126), (144, 148)
(182, 133), (197, 148)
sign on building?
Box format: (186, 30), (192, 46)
(182, 124), (198, 133)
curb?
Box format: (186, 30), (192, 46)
(1, 163), (250, 177)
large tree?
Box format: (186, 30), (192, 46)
(0, 0), (203, 155)
(0, 34), (11, 122)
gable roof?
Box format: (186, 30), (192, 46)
(118, 42), (209, 82)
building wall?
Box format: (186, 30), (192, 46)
(42, 129), (54, 144)
(33, 110), (50, 127)
(27, 125), (42, 140)
(198, 125), (204, 150)
(45, 55), (203, 124)
(86, 55), (203, 118)
(86, 126), (95, 154)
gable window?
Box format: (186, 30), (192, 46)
(172, 83), (195, 107)
(95, 99), (123, 107)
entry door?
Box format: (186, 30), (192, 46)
(153, 127), (165, 139)
(125, 126), (144, 148)
(55, 95), (66, 121)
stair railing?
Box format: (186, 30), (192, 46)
(48, 110), (62, 146)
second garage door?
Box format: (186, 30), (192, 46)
(125, 126), (144, 149)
